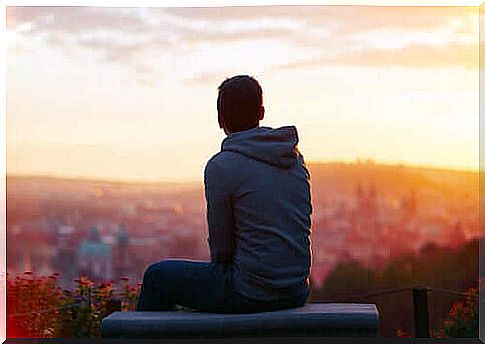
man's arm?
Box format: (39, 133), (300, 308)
(204, 158), (236, 265)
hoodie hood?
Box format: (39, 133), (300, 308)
(221, 126), (300, 168)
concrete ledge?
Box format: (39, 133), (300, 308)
(101, 303), (380, 338)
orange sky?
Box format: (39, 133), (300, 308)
(6, 6), (479, 181)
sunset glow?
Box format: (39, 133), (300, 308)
(6, 6), (479, 182)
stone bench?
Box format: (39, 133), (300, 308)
(101, 303), (379, 338)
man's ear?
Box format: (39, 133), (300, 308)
(219, 114), (230, 135)
(218, 112), (224, 129)
(259, 106), (265, 121)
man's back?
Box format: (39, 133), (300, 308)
(204, 125), (312, 302)
(137, 76), (311, 313)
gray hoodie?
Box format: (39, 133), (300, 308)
(204, 125), (312, 301)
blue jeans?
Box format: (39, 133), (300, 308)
(136, 259), (309, 313)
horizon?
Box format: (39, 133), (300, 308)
(6, 157), (479, 184)
(6, 6), (478, 181)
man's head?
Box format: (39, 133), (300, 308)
(217, 75), (265, 135)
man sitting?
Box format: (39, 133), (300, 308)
(136, 75), (313, 313)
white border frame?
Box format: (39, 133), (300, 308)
(1, 1), (481, 342)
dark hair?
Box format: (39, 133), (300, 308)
(217, 75), (263, 133)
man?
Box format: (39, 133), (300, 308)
(136, 75), (312, 313)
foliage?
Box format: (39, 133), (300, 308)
(312, 239), (478, 300)
(395, 286), (479, 338)
(311, 260), (378, 298)
(120, 277), (141, 312)
(441, 287), (478, 338)
(6, 272), (65, 337)
(310, 239), (478, 338)
(396, 327), (411, 338)
(7, 272), (141, 338)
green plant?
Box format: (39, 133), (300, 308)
(7, 272), (141, 338)
(7, 272), (65, 338)
(441, 287), (478, 338)
(396, 326), (411, 338)
(397, 287), (479, 338)
(120, 277), (141, 311)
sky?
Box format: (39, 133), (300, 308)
(6, 5), (479, 182)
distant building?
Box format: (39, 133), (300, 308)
(52, 225), (77, 289)
(355, 183), (379, 225)
(400, 189), (417, 221)
(350, 183), (383, 269)
(448, 220), (466, 249)
(113, 223), (132, 281)
(77, 226), (113, 281)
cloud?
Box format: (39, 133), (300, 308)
(181, 70), (232, 88)
(6, 5), (478, 81)
(76, 33), (151, 63)
(7, 7), (152, 33)
(274, 41), (477, 71)
(165, 5), (476, 36)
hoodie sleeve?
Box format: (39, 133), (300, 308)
(204, 156), (236, 265)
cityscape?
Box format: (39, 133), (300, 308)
(7, 159), (479, 291)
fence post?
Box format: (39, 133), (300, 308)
(412, 285), (430, 338)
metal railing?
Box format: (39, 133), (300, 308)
(318, 284), (479, 337)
